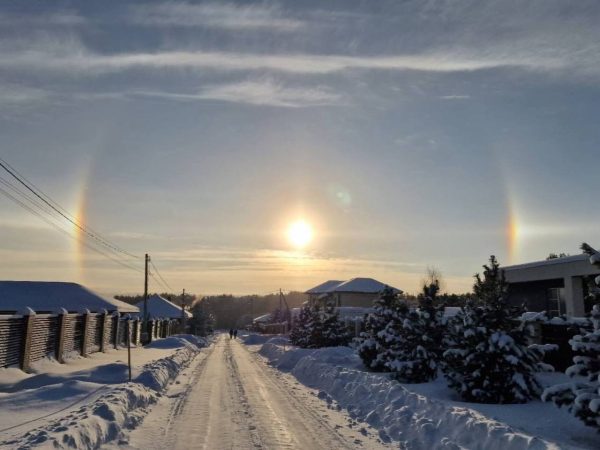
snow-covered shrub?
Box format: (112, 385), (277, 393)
(542, 305), (600, 430)
(441, 255), (548, 403)
(386, 282), (445, 383)
(289, 303), (313, 347)
(289, 303), (351, 348)
(356, 287), (407, 371)
(320, 310), (353, 347)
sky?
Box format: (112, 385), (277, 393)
(1, 0), (600, 297)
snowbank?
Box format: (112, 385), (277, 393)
(240, 332), (283, 346)
(254, 338), (597, 450)
(1, 335), (208, 449)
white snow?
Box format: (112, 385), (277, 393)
(0, 335), (207, 449)
(132, 294), (191, 320)
(250, 337), (599, 450)
(116, 334), (391, 450)
(305, 278), (402, 295)
(0, 281), (138, 314)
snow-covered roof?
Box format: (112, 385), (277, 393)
(253, 313), (272, 323)
(0, 281), (139, 314)
(134, 294), (192, 320)
(502, 254), (588, 271)
(306, 278), (402, 295)
(305, 280), (344, 294)
(326, 278), (402, 294)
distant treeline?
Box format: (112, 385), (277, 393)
(114, 291), (308, 329)
(199, 292), (308, 329)
(114, 290), (471, 329)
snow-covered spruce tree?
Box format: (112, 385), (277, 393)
(356, 287), (407, 371)
(290, 303), (350, 348)
(542, 243), (600, 430)
(289, 303), (315, 348)
(386, 280), (445, 383)
(320, 309), (352, 347)
(441, 255), (547, 403)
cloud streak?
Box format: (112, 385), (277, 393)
(135, 79), (342, 107)
(0, 42), (568, 76)
(131, 2), (303, 31)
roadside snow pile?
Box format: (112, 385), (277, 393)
(256, 339), (594, 450)
(241, 333), (281, 346)
(135, 335), (206, 391)
(1, 335), (207, 450)
(260, 339), (363, 372)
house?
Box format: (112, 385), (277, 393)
(0, 281), (138, 314)
(134, 294), (192, 320)
(305, 277), (402, 309)
(503, 254), (600, 317)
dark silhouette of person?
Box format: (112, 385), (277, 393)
(229, 329), (233, 339)
(233, 329), (238, 339)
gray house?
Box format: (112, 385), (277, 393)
(305, 278), (402, 308)
(503, 255), (600, 317)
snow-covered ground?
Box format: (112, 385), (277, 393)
(0, 335), (208, 449)
(246, 334), (599, 450)
(110, 333), (393, 449)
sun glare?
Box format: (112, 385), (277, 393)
(287, 220), (313, 249)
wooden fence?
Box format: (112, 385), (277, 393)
(0, 309), (176, 372)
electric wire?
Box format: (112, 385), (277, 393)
(0, 174), (143, 273)
(0, 157), (180, 291)
(149, 259), (174, 292)
(0, 184), (144, 274)
(0, 157), (140, 259)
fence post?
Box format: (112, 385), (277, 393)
(81, 309), (91, 357)
(20, 307), (36, 372)
(99, 309), (109, 353)
(148, 320), (154, 343)
(56, 308), (68, 363)
(113, 311), (121, 349)
(355, 319), (361, 337)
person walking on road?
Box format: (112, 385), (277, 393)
(229, 329), (233, 339)
(233, 329), (238, 339)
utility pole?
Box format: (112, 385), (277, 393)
(181, 288), (186, 333)
(143, 253), (149, 333)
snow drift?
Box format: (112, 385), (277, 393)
(1, 335), (207, 449)
(256, 338), (594, 450)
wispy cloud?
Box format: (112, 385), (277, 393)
(135, 79), (342, 107)
(0, 11), (85, 27)
(131, 2), (303, 31)
(440, 95), (471, 100)
(0, 84), (50, 105)
(0, 40), (563, 76)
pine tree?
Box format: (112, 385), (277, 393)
(543, 305), (600, 430)
(386, 280), (445, 383)
(441, 255), (546, 403)
(356, 287), (405, 371)
(289, 303), (351, 348)
(321, 309), (352, 347)
(289, 303), (314, 348)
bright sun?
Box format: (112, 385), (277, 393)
(287, 220), (313, 249)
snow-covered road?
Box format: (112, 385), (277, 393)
(118, 334), (391, 450)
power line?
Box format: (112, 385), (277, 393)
(0, 184), (144, 274)
(150, 259), (174, 292)
(0, 174), (143, 273)
(0, 157), (140, 260)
